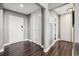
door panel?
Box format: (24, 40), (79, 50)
(60, 13), (72, 41)
(9, 15), (24, 44)
(30, 10), (42, 46)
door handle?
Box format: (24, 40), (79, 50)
(21, 26), (23, 28)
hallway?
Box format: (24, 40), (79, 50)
(0, 3), (75, 56)
(0, 40), (73, 56)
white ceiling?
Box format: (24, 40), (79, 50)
(3, 3), (41, 15)
(48, 3), (65, 9)
(54, 3), (73, 15)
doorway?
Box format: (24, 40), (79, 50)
(54, 3), (74, 42)
(49, 3), (74, 56)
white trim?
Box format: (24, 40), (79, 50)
(44, 39), (71, 53)
(44, 39), (60, 52)
(29, 39), (44, 48)
(24, 39), (29, 41)
(4, 39), (29, 46)
(40, 45), (44, 48)
(0, 48), (4, 52)
(72, 47), (74, 56)
(29, 39), (32, 42)
(4, 43), (10, 47)
(4, 39), (44, 48)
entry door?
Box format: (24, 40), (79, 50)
(60, 13), (72, 41)
(9, 15), (24, 44)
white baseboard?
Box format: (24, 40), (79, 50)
(44, 39), (60, 52)
(24, 39), (29, 41)
(4, 39), (29, 47)
(4, 43), (10, 47)
(0, 48), (4, 53)
(72, 47), (74, 56)
(29, 39), (32, 42)
(44, 39), (71, 53)
(29, 39), (44, 48)
(4, 39), (44, 49)
(40, 45), (44, 48)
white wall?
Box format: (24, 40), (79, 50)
(75, 4), (79, 43)
(44, 9), (51, 49)
(39, 3), (52, 50)
(3, 10), (29, 44)
(24, 15), (29, 40)
(0, 9), (3, 50)
(49, 11), (59, 41)
(60, 13), (72, 41)
(30, 9), (42, 46)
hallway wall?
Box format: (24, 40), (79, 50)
(39, 3), (54, 50)
(40, 4), (59, 50)
(75, 4), (79, 43)
(3, 10), (29, 44)
(0, 4), (4, 50)
(49, 11), (59, 42)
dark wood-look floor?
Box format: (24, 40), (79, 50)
(0, 40), (73, 56)
(46, 40), (73, 56)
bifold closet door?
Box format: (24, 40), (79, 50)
(9, 15), (24, 44)
(60, 13), (72, 41)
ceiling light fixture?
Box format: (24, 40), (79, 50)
(20, 4), (24, 7)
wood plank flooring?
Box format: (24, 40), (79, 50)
(0, 40), (73, 56)
(46, 40), (73, 56)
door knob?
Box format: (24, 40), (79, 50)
(21, 26), (23, 28)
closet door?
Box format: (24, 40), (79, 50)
(30, 10), (42, 46)
(60, 13), (72, 41)
(9, 15), (24, 44)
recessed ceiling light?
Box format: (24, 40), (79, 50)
(20, 4), (24, 7)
